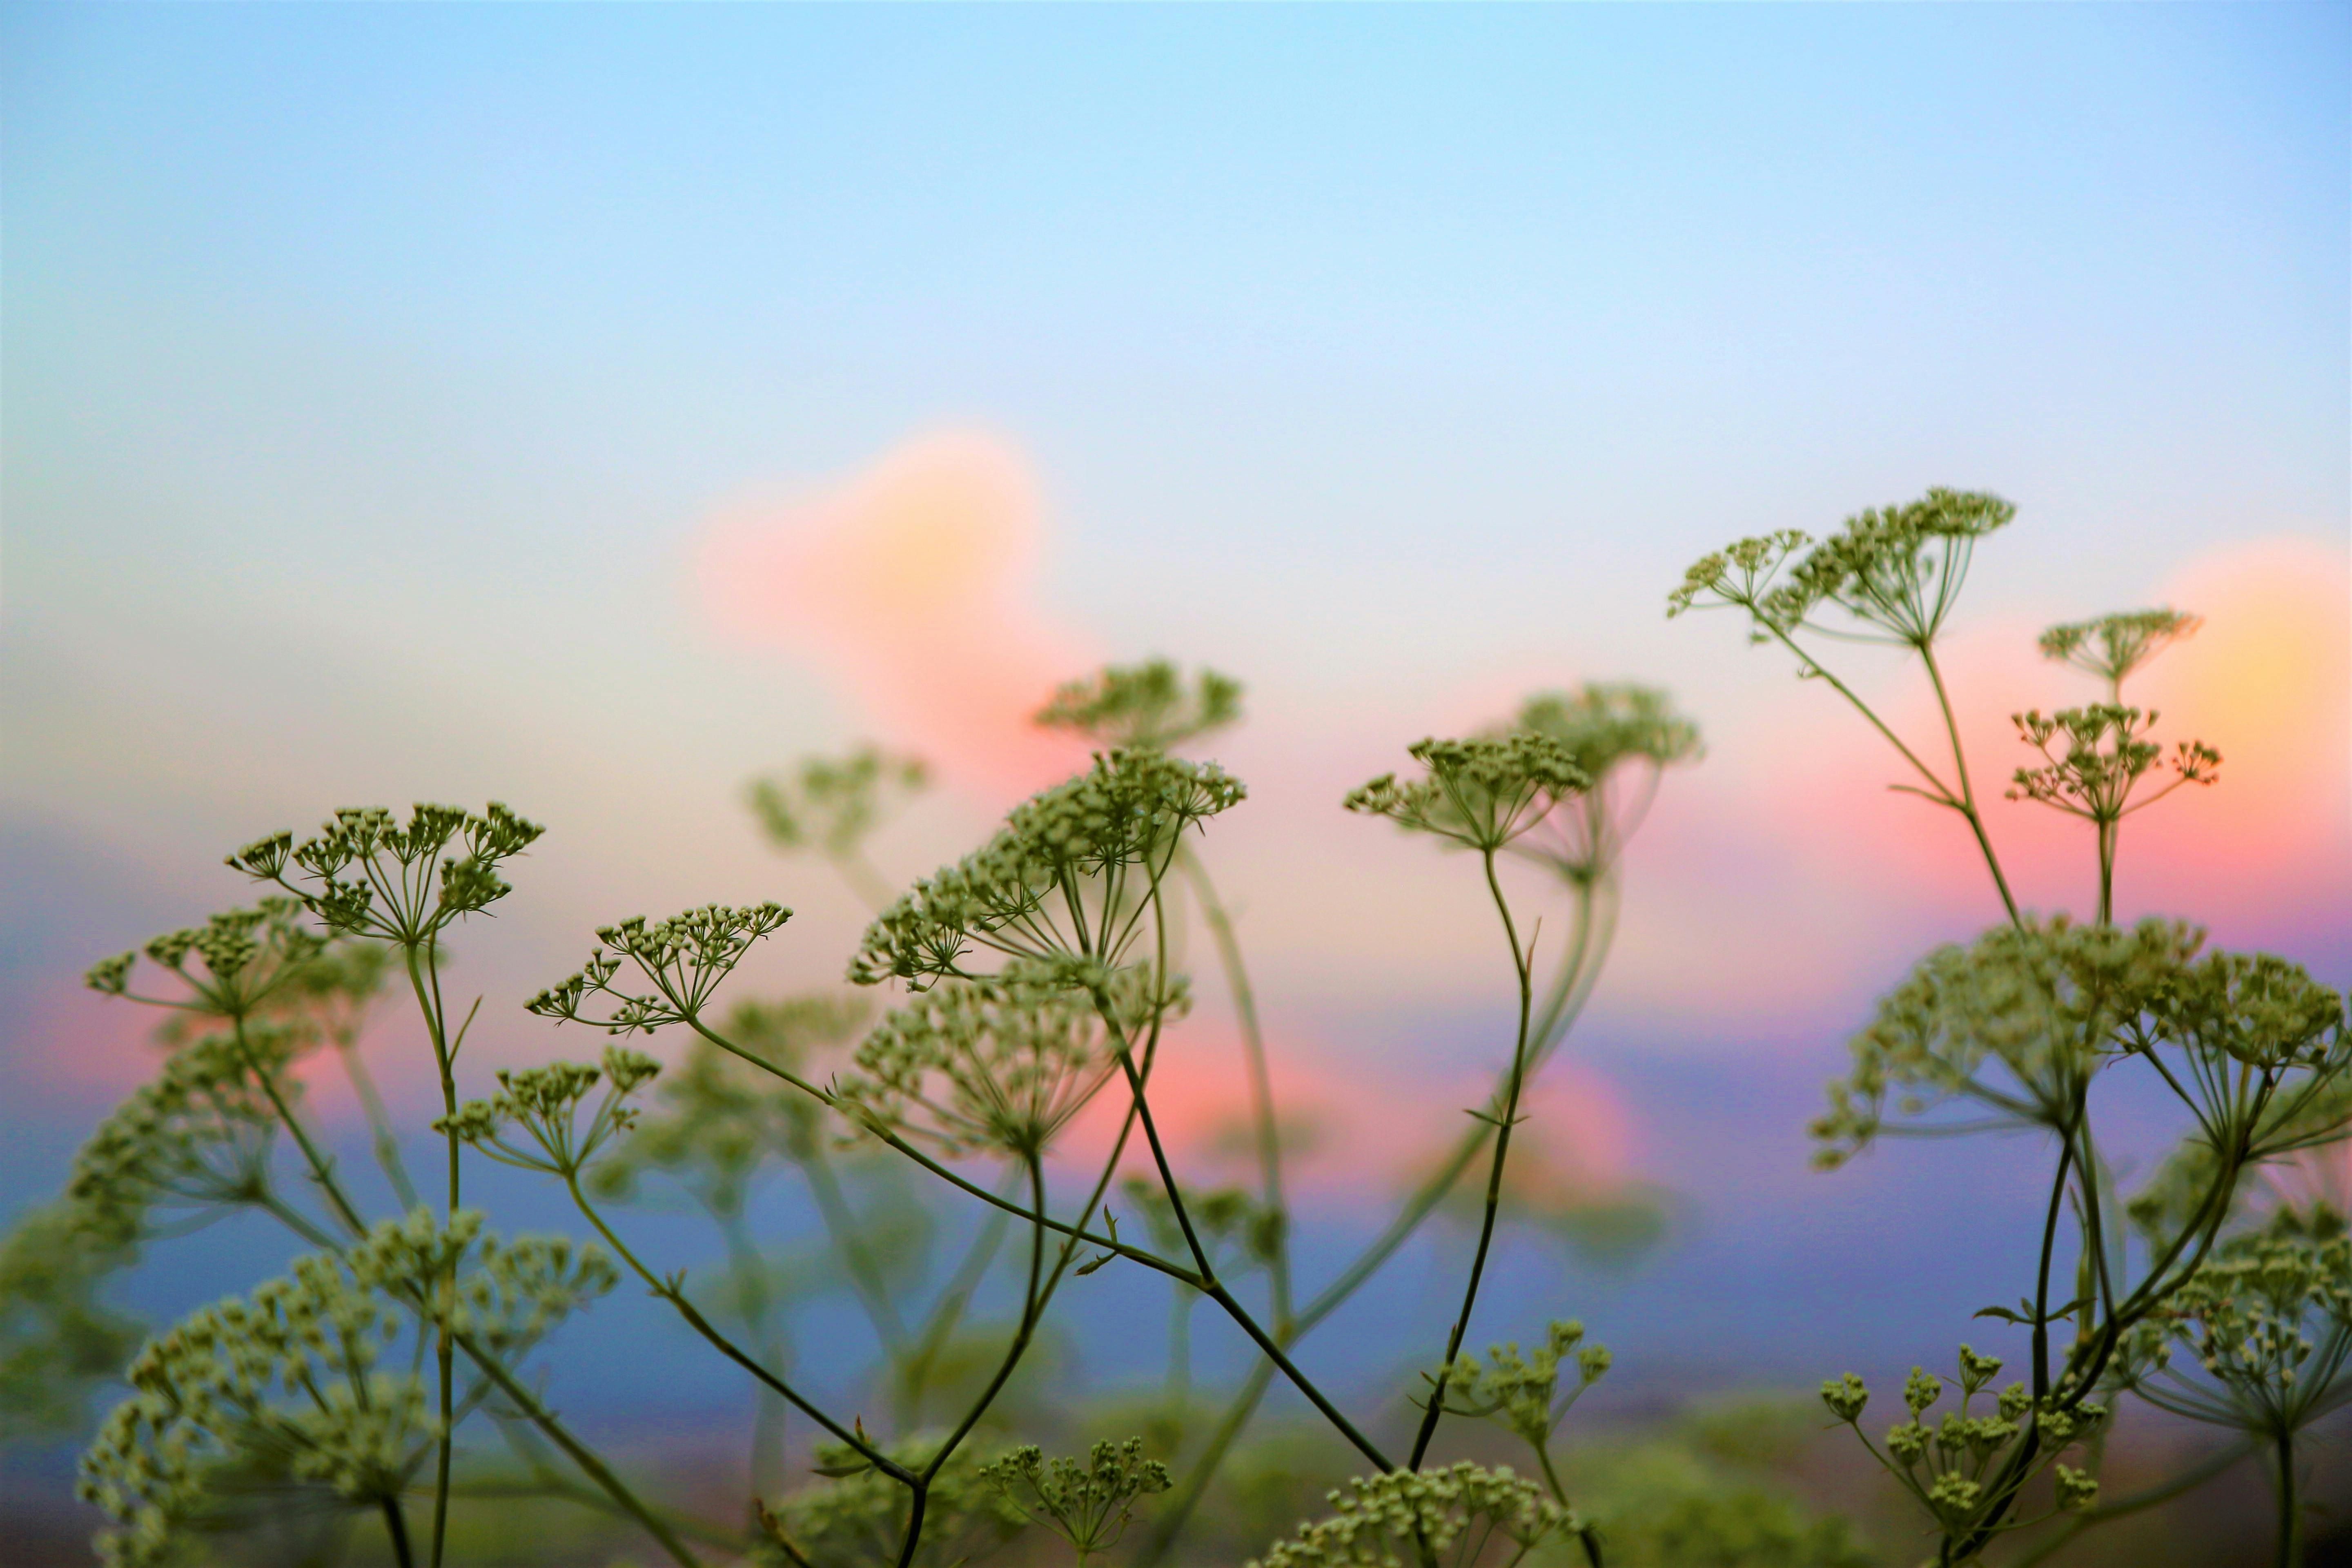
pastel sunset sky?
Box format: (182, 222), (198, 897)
(2, 3), (2344, 1419)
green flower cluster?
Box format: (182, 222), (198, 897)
(86, 900), (325, 1020)
(849, 750), (1244, 987)
(227, 803), (543, 940)
(1501, 685), (1700, 885)
(1821, 1348), (2103, 1539)
(836, 964), (1176, 1159)
(981, 1438), (1172, 1562)
(2038, 609), (2201, 692)
(1428, 1319), (1612, 1450)
(1035, 660), (1242, 751)
(436, 1046), (664, 1176)
(1245, 1462), (1579, 1568)
(757, 1435), (1024, 1568)
(528, 904), (794, 1035)
(78, 1209), (614, 1568)
(1346, 735), (1590, 853)
(2008, 705), (2218, 826)
(1813, 916), (2208, 1163)
(749, 747), (931, 859)
(1671, 489), (2013, 646)
(67, 1029), (307, 1244)
(2120, 1214), (2352, 1439)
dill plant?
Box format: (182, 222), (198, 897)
(1674, 490), (2350, 1567)
(0, 499), (2337, 1568)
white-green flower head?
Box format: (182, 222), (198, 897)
(749, 746), (929, 859)
(1811, 915), (2206, 1166)
(527, 903), (793, 1035)
(86, 900), (325, 1021)
(2039, 608), (2201, 692)
(1669, 488), (2013, 646)
(849, 750), (1245, 988)
(79, 1249), (428, 1566)
(2008, 704), (2221, 826)
(1245, 1462), (1577, 1568)
(227, 802), (543, 941)
(981, 1438), (1172, 1560)
(66, 1029), (308, 1243)
(2128, 1220), (2352, 1434)
(760, 1432), (1024, 1568)
(79, 1212), (613, 1566)
(1346, 734), (1590, 854)
(838, 963), (1180, 1159)
(436, 1046), (664, 1176)
(2150, 951), (2345, 1076)
(1035, 660), (1244, 751)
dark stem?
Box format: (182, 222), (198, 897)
(1407, 847), (1536, 1470)
(381, 1494), (416, 1568)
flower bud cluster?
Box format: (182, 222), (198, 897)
(437, 1046), (664, 1176)
(1034, 661), (1243, 751)
(980, 1437), (1171, 1559)
(528, 904), (793, 1035)
(1245, 1462), (1578, 1568)
(1820, 1349), (2103, 1535)
(1346, 735), (1590, 853)
(67, 1029), (306, 1244)
(1670, 489), (2012, 646)
(2038, 610), (2201, 691)
(228, 803), (542, 941)
(1427, 1319), (1610, 1449)
(2007, 704), (2218, 825)
(850, 751), (1243, 987)
(87, 900), (325, 1020)
(837, 964), (1179, 1159)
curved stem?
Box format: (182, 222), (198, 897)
(1408, 846), (1536, 1470)
(561, 1174), (908, 1484)
(1178, 847), (1293, 1333)
(1918, 641), (2021, 925)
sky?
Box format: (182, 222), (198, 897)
(2, 0), (2347, 1458)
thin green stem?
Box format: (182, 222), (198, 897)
(1407, 846), (1537, 1470)
(1178, 847), (1293, 1333)
(561, 1174), (907, 1483)
(799, 1141), (910, 1354)
(454, 1336), (704, 1568)
(400, 938), (462, 1568)
(335, 1039), (421, 1211)
(1918, 641), (2021, 925)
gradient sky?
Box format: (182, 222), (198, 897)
(3, 1), (2347, 1441)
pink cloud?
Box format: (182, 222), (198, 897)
(695, 431), (1099, 805)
